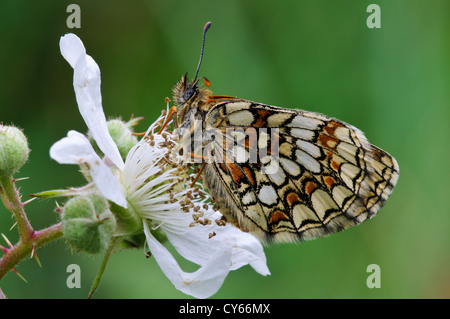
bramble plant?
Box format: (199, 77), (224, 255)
(0, 33), (269, 299)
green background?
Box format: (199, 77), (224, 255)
(1, 0), (449, 299)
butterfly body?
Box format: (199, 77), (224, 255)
(173, 75), (399, 244)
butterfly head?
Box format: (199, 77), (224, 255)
(172, 73), (212, 123)
(173, 73), (200, 107)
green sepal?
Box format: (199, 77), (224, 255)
(62, 194), (116, 254)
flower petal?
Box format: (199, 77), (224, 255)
(59, 33), (124, 171)
(162, 209), (270, 276)
(50, 130), (95, 165)
(59, 33), (85, 69)
(143, 221), (232, 299)
(50, 130), (127, 208)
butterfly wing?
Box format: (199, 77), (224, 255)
(199, 97), (399, 243)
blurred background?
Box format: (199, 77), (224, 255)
(0, 0), (449, 299)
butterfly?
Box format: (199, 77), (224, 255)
(172, 22), (399, 243)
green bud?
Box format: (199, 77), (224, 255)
(108, 119), (138, 159)
(89, 119), (137, 161)
(62, 193), (116, 254)
(0, 125), (29, 177)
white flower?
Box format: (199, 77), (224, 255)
(51, 33), (270, 299)
(52, 34), (127, 208)
(59, 34), (124, 171)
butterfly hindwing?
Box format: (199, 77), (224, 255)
(199, 97), (399, 243)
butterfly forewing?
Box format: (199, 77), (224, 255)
(196, 98), (399, 243)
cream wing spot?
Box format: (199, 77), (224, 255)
(337, 142), (359, 165)
(381, 154), (393, 167)
(369, 158), (386, 177)
(280, 157), (301, 176)
(279, 142), (294, 157)
(383, 167), (395, 182)
(291, 128), (315, 141)
(375, 180), (388, 198)
(311, 189), (339, 221)
(296, 149), (321, 173)
(296, 139), (321, 158)
(245, 209), (269, 231)
(225, 101), (252, 113)
(334, 127), (352, 143)
(227, 110), (254, 126)
(332, 185), (355, 207)
(258, 185), (278, 206)
(267, 112), (293, 127)
(242, 191), (256, 205)
(340, 163), (361, 190)
(288, 115), (323, 130)
(267, 167), (286, 186)
(292, 204), (319, 229)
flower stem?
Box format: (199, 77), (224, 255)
(0, 174), (64, 282)
(0, 223), (63, 280)
(0, 174), (34, 239)
(88, 236), (119, 299)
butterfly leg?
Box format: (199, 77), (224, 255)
(190, 162), (207, 188)
(158, 105), (178, 134)
(183, 159), (207, 201)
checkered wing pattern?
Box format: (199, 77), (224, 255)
(200, 98), (399, 243)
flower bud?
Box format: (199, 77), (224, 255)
(107, 119), (138, 159)
(62, 193), (116, 254)
(0, 125), (29, 177)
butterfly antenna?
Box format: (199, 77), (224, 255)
(193, 21), (212, 83)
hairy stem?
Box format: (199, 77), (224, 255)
(0, 174), (34, 239)
(0, 174), (64, 282)
(0, 223), (63, 280)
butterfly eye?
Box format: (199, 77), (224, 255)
(183, 87), (195, 101)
